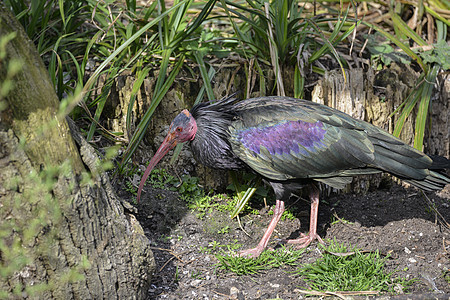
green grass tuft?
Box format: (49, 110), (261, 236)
(216, 246), (305, 276)
(296, 241), (413, 293)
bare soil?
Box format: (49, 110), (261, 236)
(127, 182), (450, 299)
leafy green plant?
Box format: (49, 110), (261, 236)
(268, 207), (296, 221)
(178, 174), (204, 199)
(125, 180), (137, 196)
(364, 2), (448, 151)
(217, 225), (230, 234)
(209, 240), (223, 251)
(443, 269), (450, 284)
(119, 0), (218, 172)
(296, 241), (412, 292)
(124, 165), (208, 206)
(330, 213), (353, 226)
(191, 269), (206, 279)
(5, 0), (94, 98)
(421, 40), (450, 70)
(148, 168), (178, 190)
(186, 195), (214, 219)
(366, 33), (412, 69)
(220, 0), (357, 98)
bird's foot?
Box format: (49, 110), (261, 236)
(285, 232), (325, 249)
(235, 200), (285, 259)
(237, 245), (272, 258)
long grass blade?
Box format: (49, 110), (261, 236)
(64, 50), (83, 87)
(86, 67), (119, 141)
(390, 12), (427, 46)
(194, 66), (216, 106)
(254, 59), (266, 97)
(230, 185), (257, 219)
(61, 0), (187, 117)
(194, 51), (215, 101)
(264, 2), (284, 96)
(119, 54), (186, 171)
(414, 65), (439, 150)
(170, 0), (218, 49)
(125, 66), (151, 141)
(424, 5), (450, 26)
(393, 81), (423, 138)
(294, 65), (304, 99)
(306, 17), (347, 82)
(363, 22), (428, 73)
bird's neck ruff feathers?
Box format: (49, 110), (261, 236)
(190, 94), (239, 118)
(189, 95), (244, 169)
(190, 95), (238, 148)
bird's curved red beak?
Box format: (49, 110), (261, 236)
(137, 133), (177, 202)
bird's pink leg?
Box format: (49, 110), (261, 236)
(286, 186), (324, 248)
(238, 200), (285, 258)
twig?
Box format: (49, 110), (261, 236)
(359, 27), (372, 57)
(149, 246), (189, 264)
(332, 212), (359, 231)
(213, 290), (232, 299)
(421, 191), (450, 230)
(236, 215), (251, 237)
(181, 257), (200, 267)
(159, 256), (176, 272)
(324, 248), (394, 258)
(264, 2), (285, 97)
(294, 289), (379, 299)
(155, 249), (192, 272)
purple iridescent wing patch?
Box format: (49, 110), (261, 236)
(237, 120), (327, 156)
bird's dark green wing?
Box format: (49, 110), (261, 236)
(228, 97), (432, 188)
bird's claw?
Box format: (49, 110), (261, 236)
(237, 246), (274, 258)
(236, 248), (262, 258)
(285, 232), (325, 249)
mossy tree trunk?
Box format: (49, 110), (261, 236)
(0, 3), (154, 299)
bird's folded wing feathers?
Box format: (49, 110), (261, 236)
(225, 96), (447, 190)
(228, 97), (439, 187)
(228, 103), (376, 182)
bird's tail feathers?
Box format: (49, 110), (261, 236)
(368, 131), (432, 180)
(405, 170), (450, 191)
(369, 132), (449, 191)
(402, 154), (450, 191)
(429, 155), (450, 170)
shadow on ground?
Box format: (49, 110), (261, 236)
(125, 182), (450, 299)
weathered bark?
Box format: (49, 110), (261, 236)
(0, 3), (154, 299)
(0, 3), (83, 174)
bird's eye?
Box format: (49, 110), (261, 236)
(176, 127), (182, 132)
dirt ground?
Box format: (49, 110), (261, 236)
(128, 181), (450, 299)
